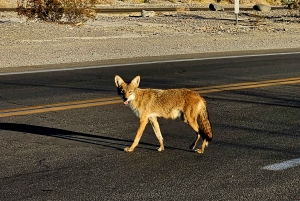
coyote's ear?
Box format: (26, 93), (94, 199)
(115, 75), (125, 87)
(131, 76), (140, 88)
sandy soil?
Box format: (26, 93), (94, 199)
(0, 5), (299, 71)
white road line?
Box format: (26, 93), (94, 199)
(0, 51), (300, 76)
(262, 158), (300, 171)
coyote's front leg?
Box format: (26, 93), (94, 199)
(149, 116), (164, 152)
(124, 118), (148, 152)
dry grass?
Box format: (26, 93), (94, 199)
(17, 0), (98, 23)
(176, 6), (190, 13)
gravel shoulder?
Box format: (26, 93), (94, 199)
(0, 5), (300, 72)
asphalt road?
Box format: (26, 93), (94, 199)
(0, 53), (299, 200)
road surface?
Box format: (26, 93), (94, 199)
(0, 52), (299, 200)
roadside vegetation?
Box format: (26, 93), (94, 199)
(16, 0), (299, 24)
(284, 0), (299, 9)
(17, 0), (97, 23)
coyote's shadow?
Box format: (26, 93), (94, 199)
(0, 123), (185, 152)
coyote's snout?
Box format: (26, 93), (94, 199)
(114, 75), (213, 154)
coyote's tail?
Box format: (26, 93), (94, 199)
(198, 105), (213, 142)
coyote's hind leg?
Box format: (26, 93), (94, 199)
(195, 138), (208, 154)
(189, 133), (201, 150)
(185, 117), (202, 151)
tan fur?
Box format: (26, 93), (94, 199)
(114, 75), (213, 154)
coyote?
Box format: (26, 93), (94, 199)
(114, 75), (213, 154)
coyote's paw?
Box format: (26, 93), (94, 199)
(195, 149), (204, 154)
(157, 147), (164, 152)
(124, 147), (134, 152)
(189, 144), (196, 150)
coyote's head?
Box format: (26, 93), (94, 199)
(114, 75), (140, 105)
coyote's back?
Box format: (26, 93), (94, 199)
(115, 75), (213, 154)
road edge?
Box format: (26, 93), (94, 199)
(0, 48), (299, 75)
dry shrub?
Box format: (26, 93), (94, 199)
(181, 0), (192, 3)
(17, 0), (97, 23)
(265, 0), (282, 4)
(283, 0), (300, 9)
(95, 0), (117, 4)
(191, 0), (204, 3)
(176, 6), (190, 13)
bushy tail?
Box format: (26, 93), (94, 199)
(199, 107), (213, 143)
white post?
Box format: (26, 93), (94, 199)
(234, 0), (239, 25)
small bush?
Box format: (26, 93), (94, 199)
(176, 6), (190, 13)
(17, 0), (97, 23)
(282, 0), (300, 9)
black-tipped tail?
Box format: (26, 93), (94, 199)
(199, 129), (212, 142)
